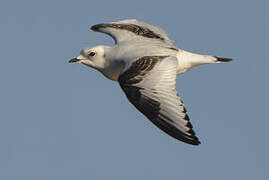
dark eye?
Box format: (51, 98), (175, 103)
(89, 52), (96, 56)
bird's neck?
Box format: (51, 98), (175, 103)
(99, 59), (125, 81)
(98, 46), (125, 81)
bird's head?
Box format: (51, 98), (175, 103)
(69, 45), (107, 69)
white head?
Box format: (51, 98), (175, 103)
(69, 45), (108, 70)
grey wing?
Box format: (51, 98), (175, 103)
(118, 56), (200, 145)
(91, 19), (174, 46)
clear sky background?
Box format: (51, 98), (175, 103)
(0, 0), (268, 179)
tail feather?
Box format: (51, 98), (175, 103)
(176, 50), (233, 74)
(214, 56), (233, 62)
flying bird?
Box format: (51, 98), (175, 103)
(69, 19), (232, 145)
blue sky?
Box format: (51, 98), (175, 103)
(0, 0), (268, 179)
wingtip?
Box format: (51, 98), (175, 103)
(170, 128), (201, 146)
(185, 130), (201, 146)
(192, 137), (201, 146)
(191, 141), (201, 146)
(179, 136), (201, 146)
(90, 24), (100, 31)
(91, 23), (109, 31)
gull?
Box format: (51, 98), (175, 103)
(69, 19), (232, 145)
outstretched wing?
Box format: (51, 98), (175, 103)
(118, 56), (200, 145)
(91, 19), (174, 45)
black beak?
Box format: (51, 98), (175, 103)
(69, 58), (80, 63)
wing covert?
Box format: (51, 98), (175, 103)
(118, 56), (200, 145)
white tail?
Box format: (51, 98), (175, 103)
(176, 50), (232, 74)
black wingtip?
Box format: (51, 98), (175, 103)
(180, 136), (201, 146)
(215, 56), (233, 62)
(91, 23), (106, 31)
(185, 129), (201, 145)
(90, 24), (99, 31)
(192, 139), (201, 146)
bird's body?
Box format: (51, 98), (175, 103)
(69, 19), (232, 145)
(92, 44), (178, 81)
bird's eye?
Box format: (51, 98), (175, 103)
(89, 52), (96, 56)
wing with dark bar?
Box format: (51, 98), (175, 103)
(118, 56), (200, 145)
(91, 19), (174, 45)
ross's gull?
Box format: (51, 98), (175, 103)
(69, 19), (232, 145)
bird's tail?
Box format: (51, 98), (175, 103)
(214, 56), (233, 63)
(176, 50), (232, 74)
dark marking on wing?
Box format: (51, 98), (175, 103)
(118, 56), (200, 145)
(119, 56), (166, 85)
(91, 23), (165, 41)
(167, 47), (179, 51)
